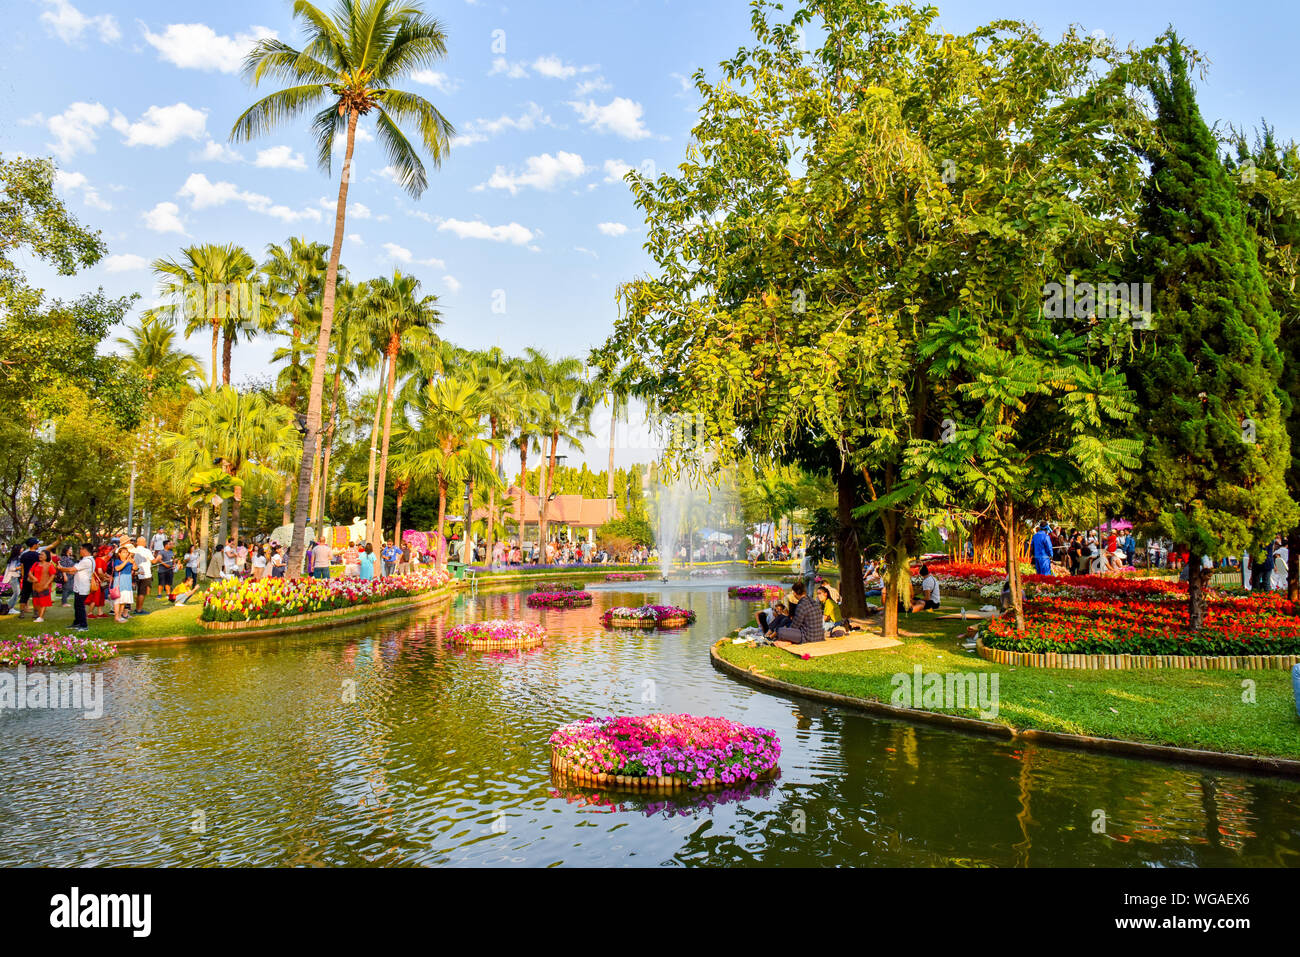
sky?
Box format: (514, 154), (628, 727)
(3, 0), (1298, 470)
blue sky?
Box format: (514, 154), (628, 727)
(4, 0), (1298, 468)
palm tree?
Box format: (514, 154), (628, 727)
(400, 376), (495, 560)
(231, 0), (454, 576)
(594, 368), (634, 521)
(263, 237), (329, 410)
(163, 387), (302, 544)
(115, 317), (205, 392)
(358, 271), (441, 549)
(465, 348), (525, 559)
(314, 278), (364, 527)
(148, 243), (259, 389)
(532, 354), (593, 552)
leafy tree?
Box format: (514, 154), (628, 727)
(232, 0), (454, 577)
(1130, 36), (1295, 628)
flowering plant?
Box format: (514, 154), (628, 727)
(604, 572), (648, 582)
(446, 619), (546, 646)
(600, 604), (696, 627)
(526, 591), (594, 608)
(201, 568), (451, 622)
(530, 581), (586, 593)
(550, 714), (780, 788)
(728, 584), (784, 600)
(982, 591), (1300, 656)
(0, 633), (119, 667)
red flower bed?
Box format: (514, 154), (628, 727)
(983, 592), (1300, 656)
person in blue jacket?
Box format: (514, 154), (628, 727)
(1030, 522), (1054, 576)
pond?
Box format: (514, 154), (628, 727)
(2, 575), (1298, 866)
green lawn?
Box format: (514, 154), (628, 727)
(717, 610), (1300, 760)
(0, 592), (208, 643)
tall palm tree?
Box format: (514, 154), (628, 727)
(163, 387), (302, 544)
(314, 278), (363, 527)
(115, 317), (205, 392)
(263, 236), (329, 412)
(231, 0), (454, 576)
(148, 243), (259, 389)
(464, 348), (524, 558)
(594, 367), (634, 521)
(358, 271), (441, 549)
(400, 375), (495, 560)
(532, 354), (593, 551)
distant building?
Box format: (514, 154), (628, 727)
(477, 487), (619, 542)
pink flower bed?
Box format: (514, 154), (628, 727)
(0, 633), (118, 667)
(728, 584), (784, 600)
(550, 714), (781, 788)
(604, 572), (647, 582)
(445, 620), (546, 648)
(526, 591), (594, 608)
(600, 605), (696, 627)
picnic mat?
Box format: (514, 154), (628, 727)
(778, 634), (903, 658)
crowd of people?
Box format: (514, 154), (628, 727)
(1, 531), (190, 629)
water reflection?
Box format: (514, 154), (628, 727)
(0, 578), (1296, 867)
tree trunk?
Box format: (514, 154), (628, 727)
(286, 108), (356, 579)
(836, 459), (867, 618)
(486, 418), (498, 557)
(199, 503), (211, 581)
(517, 439), (528, 549)
(364, 355), (387, 547)
(1001, 498), (1025, 632)
(209, 323), (220, 392)
(394, 485), (405, 543)
(281, 476), (293, 528)
(1188, 548), (1207, 630)
(372, 339), (400, 552)
(462, 478), (475, 564)
(1288, 526), (1300, 602)
(222, 328), (234, 387)
(540, 432), (558, 553)
(230, 487), (242, 548)
(317, 363), (344, 528)
(436, 479), (448, 564)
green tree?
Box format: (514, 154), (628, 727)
(232, 0), (454, 577)
(1131, 36), (1295, 628)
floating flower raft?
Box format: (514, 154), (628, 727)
(0, 633), (119, 668)
(728, 584), (785, 601)
(445, 620), (546, 650)
(530, 581), (586, 593)
(526, 590), (593, 608)
(604, 572), (647, 582)
(550, 714), (781, 791)
(601, 605), (696, 628)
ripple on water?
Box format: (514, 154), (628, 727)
(0, 577), (1298, 866)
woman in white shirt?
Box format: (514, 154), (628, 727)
(252, 547), (268, 579)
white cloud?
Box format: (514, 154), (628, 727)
(438, 219), (535, 245)
(195, 139), (242, 162)
(141, 22), (276, 74)
(346, 233), (364, 245)
(574, 75), (611, 97)
(46, 101), (110, 160)
(411, 69), (458, 93)
(569, 97), (652, 140)
(254, 145), (307, 170)
(177, 172), (320, 223)
(603, 158), (632, 183)
(452, 102), (552, 147)
(480, 151), (587, 194)
(112, 103), (208, 148)
(54, 169), (111, 210)
(488, 57), (530, 79)
(574, 246), (598, 259)
(321, 198), (370, 219)
(40, 0), (119, 43)
(382, 242), (412, 262)
(442, 275), (461, 294)
(103, 253), (150, 272)
(421, 256), (446, 269)
(598, 222), (629, 237)
(142, 201), (185, 234)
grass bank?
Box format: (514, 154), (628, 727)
(715, 612), (1300, 761)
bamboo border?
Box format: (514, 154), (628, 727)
(446, 633), (545, 651)
(550, 749), (779, 792)
(976, 635), (1300, 671)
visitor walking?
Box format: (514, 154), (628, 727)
(1271, 539), (1289, 592)
(157, 539), (176, 595)
(134, 536), (154, 615)
(88, 544), (109, 619)
(28, 549), (57, 624)
(11, 538), (40, 618)
(1030, 522), (1054, 576)
(359, 543), (376, 580)
(311, 539), (333, 580)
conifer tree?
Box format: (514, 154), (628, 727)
(1132, 36), (1295, 628)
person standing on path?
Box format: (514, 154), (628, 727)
(70, 543), (94, 630)
(1030, 523), (1054, 576)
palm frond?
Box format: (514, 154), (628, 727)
(230, 84), (330, 143)
(372, 107), (428, 197)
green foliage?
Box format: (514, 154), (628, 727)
(596, 515), (655, 548)
(1130, 37), (1295, 560)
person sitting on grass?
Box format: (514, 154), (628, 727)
(910, 565), (941, 612)
(757, 601), (791, 638)
(817, 584), (848, 636)
(773, 581), (824, 646)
